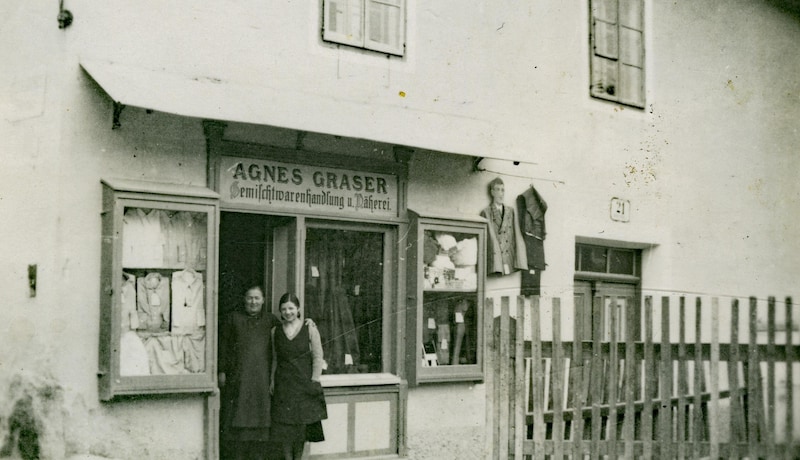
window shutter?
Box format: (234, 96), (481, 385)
(590, 0), (619, 100)
(590, 0), (644, 107)
(364, 0), (405, 56)
(323, 0), (364, 48)
(619, 0), (644, 106)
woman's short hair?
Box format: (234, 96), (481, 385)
(244, 285), (265, 297)
(278, 292), (302, 319)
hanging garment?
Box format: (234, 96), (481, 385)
(136, 272), (171, 332)
(480, 204), (528, 275)
(120, 272), (139, 331)
(170, 269), (205, 334)
(123, 208), (165, 267)
(119, 272), (149, 376)
(517, 186), (548, 295)
(142, 335), (188, 374)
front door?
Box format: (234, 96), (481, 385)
(573, 280), (637, 341)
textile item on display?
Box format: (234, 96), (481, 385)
(170, 269), (206, 334)
(119, 272), (149, 376)
(451, 237), (478, 266)
(517, 185), (548, 295)
(136, 272), (171, 332)
(123, 208), (164, 267)
(480, 204), (527, 275)
(124, 208), (207, 269)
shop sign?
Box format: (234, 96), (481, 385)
(220, 156), (398, 218)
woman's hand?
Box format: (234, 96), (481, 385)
(304, 318), (317, 328)
(218, 372), (226, 387)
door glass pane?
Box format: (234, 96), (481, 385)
(580, 246), (608, 273)
(305, 228), (384, 374)
(608, 249), (635, 275)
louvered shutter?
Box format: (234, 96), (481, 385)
(590, 0), (620, 100)
(619, 0), (644, 106)
(323, 0), (364, 48)
(364, 0), (405, 56)
(590, 0), (644, 107)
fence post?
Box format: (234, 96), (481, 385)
(642, 296), (655, 459)
(748, 296), (763, 459)
(514, 296), (525, 460)
(484, 297), (496, 459)
(767, 296), (777, 457)
(692, 297), (703, 459)
(530, 295), (545, 458)
(552, 298), (564, 459)
(499, 296), (511, 460)
(623, 296), (636, 460)
(676, 297), (687, 459)
(709, 297), (720, 459)
(572, 294), (585, 459)
(786, 297), (794, 460)
(608, 296), (619, 458)
(659, 296), (673, 458)
(590, 295), (603, 459)
(729, 299), (743, 456)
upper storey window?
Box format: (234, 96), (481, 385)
(590, 0), (645, 108)
(323, 0), (405, 56)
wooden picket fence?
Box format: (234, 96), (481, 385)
(485, 295), (800, 459)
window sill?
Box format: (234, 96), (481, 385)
(320, 373), (401, 388)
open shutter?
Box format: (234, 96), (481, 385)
(323, 0), (364, 48)
(590, 0), (619, 101)
(619, 0), (644, 107)
(364, 0), (405, 56)
(590, 0), (644, 107)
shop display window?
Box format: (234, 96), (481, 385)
(407, 211), (486, 384)
(99, 179), (218, 400)
(304, 226), (389, 375)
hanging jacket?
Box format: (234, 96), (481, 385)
(517, 186), (547, 270)
(480, 204), (528, 275)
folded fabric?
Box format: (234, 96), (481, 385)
(451, 237), (478, 266)
(429, 254), (456, 270)
(435, 233), (457, 251)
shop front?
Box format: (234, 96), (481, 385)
(95, 118), (493, 459)
(213, 132), (410, 459)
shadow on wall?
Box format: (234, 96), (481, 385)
(0, 372), (63, 460)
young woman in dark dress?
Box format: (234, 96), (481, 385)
(270, 293), (327, 460)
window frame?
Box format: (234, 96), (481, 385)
(302, 218), (398, 377)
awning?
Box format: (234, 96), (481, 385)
(80, 59), (530, 163)
(80, 60), (536, 161)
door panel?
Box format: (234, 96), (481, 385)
(574, 280), (636, 341)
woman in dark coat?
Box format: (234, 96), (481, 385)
(218, 286), (279, 460)
(270, 293), (327, 460)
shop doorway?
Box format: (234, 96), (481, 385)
(218, 212), (297, 459)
